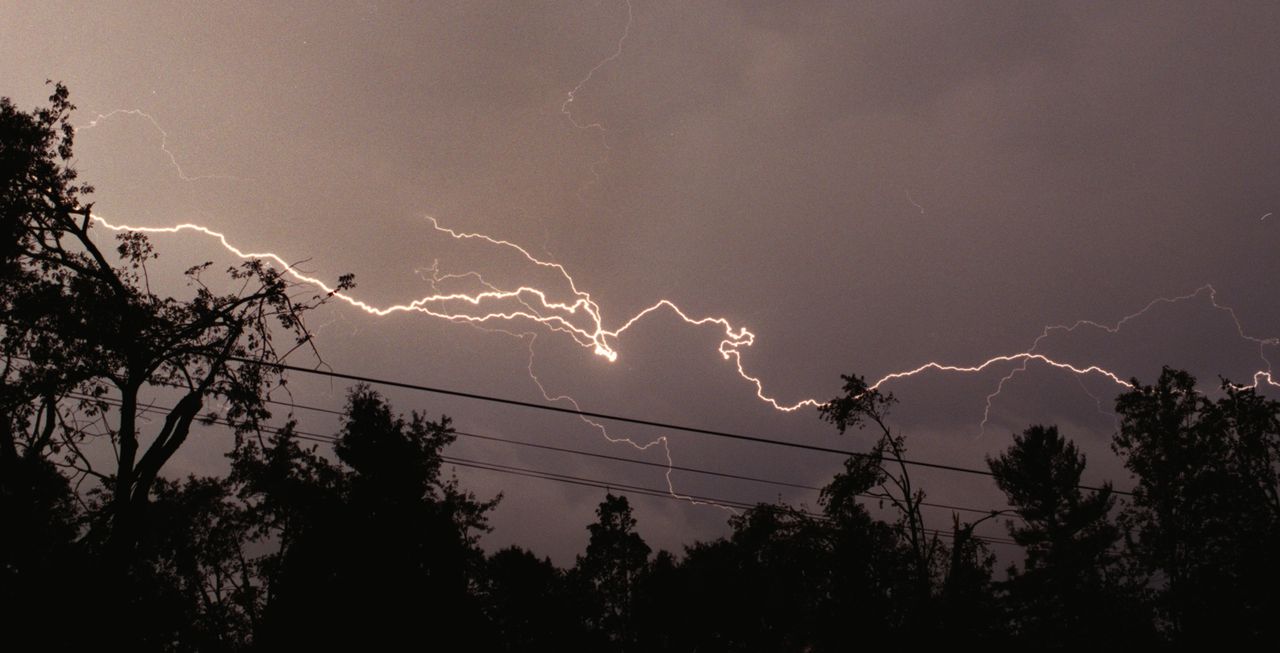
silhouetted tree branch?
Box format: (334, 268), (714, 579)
(1, 83), (354, 626)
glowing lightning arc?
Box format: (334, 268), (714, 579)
(560, 0), (633, 134)
(413, 269), (731, 510)
(85, 207), (1280, 517)
(77, 110), (241, 182)
(60, 0), (1280, 518)
(86, 212), (803, 409)
(89, 213), (1278, 421)
(558, 0), (634, 198)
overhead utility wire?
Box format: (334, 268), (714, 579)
(440, 454), (1016, 544)
(67, 389), (1015, 518)
(250, 389), (1021, 518)
(428, 456), (1017, 546)
(230, 356), (1131, 496)
(87, 394), (1020, 546)
(256, 394), (824, 492)
(3, 349), (1128, 495)
(63, 391), (1017, 543)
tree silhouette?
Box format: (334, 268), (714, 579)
(0, 83), (353, 558)
(481, 546), (590, 651)
(1113, 367), (1280, 644)
(238, 385), (497, 649)
(988, 424), (1147, 646)
(819, 374), (951, 629)
(724, 503), (837, 650)
(936, 513), (1001, 643)
(572, 493), (651, 651)
(821, 377), (940, 581)
(142, 475), (258, 650)
(0, 417), (84, 647)
(1, 82), (352, 647)
(817, 445), (947, 644)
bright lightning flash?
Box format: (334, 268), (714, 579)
(90, 213), (1280, 419)
(73, 0), (1279, 515)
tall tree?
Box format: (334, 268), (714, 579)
(1113, 367), (1280, 644)
(572, 493), (651, 651)
(818, 448), (931, 644)
(1, 84), (352, 550)
(141, 475), (259, 651)
(820, 373), (1007, 643)
(240, 385), (497, 650)
(819, 374), (946, 621)
(1, 82), (351, 647)
(988, 424), (1146, 646)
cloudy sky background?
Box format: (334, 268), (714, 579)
(3, 0), (1278, 562)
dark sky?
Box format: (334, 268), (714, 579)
(3, 1), (1278, 563)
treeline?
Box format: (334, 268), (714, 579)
(5, 370), (1280, 650)
(4, 86), (1279, 650)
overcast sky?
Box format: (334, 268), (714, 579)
(3, 0), (1278, 562)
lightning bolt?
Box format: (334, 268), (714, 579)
(376, 242), (735, 510)
(71, 0), (1278, 515)
(969, 285), (1280, 436)
(559, 0), (634, 199)
(89, 213), (1279, 418)
(518, 332), (736, 513)
(86, 203), (802, 514)
(81, 105), (1279, 501)
(905, 190), (926, 215)
(560, 0), (633, 135)
(89, 209), (838, 419)
(76, 109), (241, 182)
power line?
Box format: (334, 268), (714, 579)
(435, 457), (1016, 546)
(3, 349), (1128, 496)
(457, 430), (823, 492)
(441, 454), (1016, 545)
(69, 388), (1016, 518)
(229, 355), (1130, 496)
(257, 394), (825, 491)
(47, 365), (1024, 518)
(253, 390), (1022, 519)
(63, 391), (1018, 546)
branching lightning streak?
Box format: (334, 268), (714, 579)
(87, 209), (752, 509)
(87, 206), (801, 511)
(77, 0), (1277, 508)
(89, 213), (1279, 421)
(84, 200), (1280, 519)
(77, 110), (240, 182)
(518, 333), (736, 513)
(1027, 284), (1279, 389)
(416, 263), (735, 511)
(872, 354), (1133, 394)
(559, 0), (633, 197)
(971, 284), (1280, 436)
(559, 0), (633, 134)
